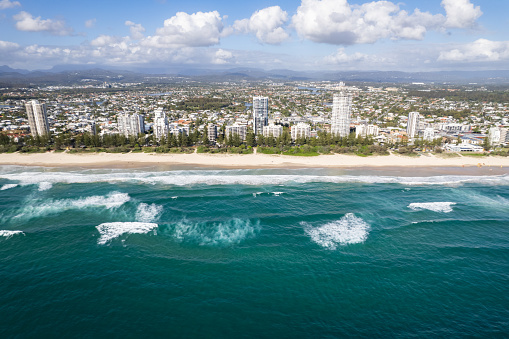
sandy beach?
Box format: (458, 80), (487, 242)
(1, 151), (508, 170)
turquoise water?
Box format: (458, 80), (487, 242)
(1, 166), (509, 337)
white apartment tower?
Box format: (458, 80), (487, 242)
(153, 108), (168, 141)
(118, 112), (145, 137)
(331, 91), (352, 137)
(25, 100), (50, 136)
(407, 112), (420, 139)
(253, 96), (268, 136)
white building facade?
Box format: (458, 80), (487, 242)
(406, 111), (420, 139)
(118, 112), (145, 137)
(226, 124), (247, 141)
(331, 91), (352, 137)
(25, 100), (50, 136)
(263, 123), (283, 138)
(291, 122), (311, 140)
(153, 108), (168, 141)
(355, 124), (379, 138)
(253, 96), (268, 136)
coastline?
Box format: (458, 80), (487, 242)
(1, 151), (509, 171)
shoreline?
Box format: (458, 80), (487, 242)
(1, 151), (509, 171)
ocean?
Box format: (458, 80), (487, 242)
(1, 165), (508, 337)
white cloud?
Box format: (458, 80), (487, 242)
(125, 20), (145, 40)
(438, 39), (509, 62)
(13, 11), (74, 36)
(233, 6), (289, 45)
(292, 0), (482, 45)
(85, 19), (96, 28)
(442, 0), (482, 28)
(90, 34), (123, 47)
(143, 11), (224, 47)
(0, 40), (20, 50)
(212, 48), (234, 64)
(0, 0), (20, 10)
(323, 48), (368, 63)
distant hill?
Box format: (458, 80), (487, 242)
(1, 65), (509, 86)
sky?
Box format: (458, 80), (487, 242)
(0, 0), (508, 72)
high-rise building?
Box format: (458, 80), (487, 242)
(253, 96), (268, 136)
(25, 100), (50, 136)
(407, 111), (420, 139)
(291, 122), (311, 140)
(118, 112), (145, 137)
(153, 108), (168, 141)
(331, 91), (352, 137)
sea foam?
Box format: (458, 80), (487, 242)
(2, 170), (509, 187)
(170, 218), (260, 246)
(38, 182), (52, 191)
(304, 213), (370, 250)
(0, 230), (25, 238)
(1, 184), (18, 190)
(96, 222), (158, 245)
(408, 202), (456, 213)
(14, 192), (130, 220)
(136, 203), (163, 223)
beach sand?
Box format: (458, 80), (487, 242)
(1, 151), (508, 171)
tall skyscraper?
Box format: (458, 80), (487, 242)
(253, 96), (268, 136)
(331, 91), (352, 137)
(153, 108), (168, 141)
(25, 100), (50, 136)
(407, 111), (420, 139)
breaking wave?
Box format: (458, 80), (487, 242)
(1, 170), (509, 187)
(0, 230), (25, 238)
(408, 202), (456, 213)
(169, 218), (260, 246)
(303, 213), (370, 250)
(96, 222), (158, 245)
(38, 182), (52, 191)
(136, 203), (163, 223)
(14, 192), (130, 220)
(1, 184), (17, 190)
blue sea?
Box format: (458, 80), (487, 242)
(1, 165), (509, 337)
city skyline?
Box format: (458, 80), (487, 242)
(0, 0), (508, 72)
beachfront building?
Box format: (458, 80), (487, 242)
(355, 124), (379, 138)
(445, 143), (484, 153)
(331, 91), (352, 137)
(153, 108), (168, 141)
(207, 124), (217, 143)
(253, 96), (268, 136)
(488, 127), (501, 146)
(226, 123), (247, 141)
(423, 127), (435, 141)
(118, 112), (145, 137)
(25, 100), (50, 136)
(291, 122), (311, 140)
(263, 123), (283, 138)
(407, 111), (420, 139)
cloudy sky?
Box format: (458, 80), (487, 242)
(0, 0), (507, 72)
